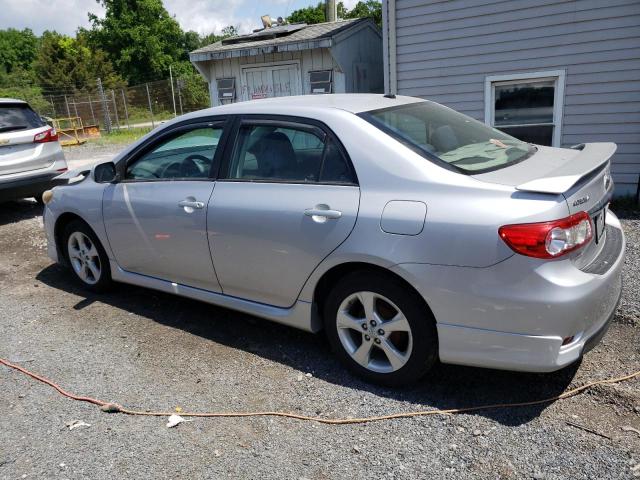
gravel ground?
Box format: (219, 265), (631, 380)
(62, 142), (128, 171)
(0, 184), (639, 478)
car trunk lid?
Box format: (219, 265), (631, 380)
(474, 142), (616, 267)
(0, 102), (54, 176)
(0, 126), (55, 175)
(473, 142), (614, 207)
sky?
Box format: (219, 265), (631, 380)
(0, 0), (360, 36)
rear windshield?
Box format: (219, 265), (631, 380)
(360, 101), (535, 173)
(0, 103), (45, 133)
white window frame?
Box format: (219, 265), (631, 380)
(484, 70), (566, 147)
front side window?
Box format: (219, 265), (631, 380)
(226, 123), (355, 183)
(361, 102), (535, 173)
(126, 126), (222, 180)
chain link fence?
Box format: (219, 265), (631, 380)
(14, 75), (211, 135)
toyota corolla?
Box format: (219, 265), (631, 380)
(42, 94), (625, 385)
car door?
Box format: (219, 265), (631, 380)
(103, 121), (227, 292)
(208, 117), (360, 307)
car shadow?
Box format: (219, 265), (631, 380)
(611, 207), (640, 221)
(36, 263), (579, 427)
(0, 199), (42, 225)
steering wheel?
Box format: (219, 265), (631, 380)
(129, 165), (159, 178)
(160, 155), (209, 178)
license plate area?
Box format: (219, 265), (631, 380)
(592, 208), (607, 244)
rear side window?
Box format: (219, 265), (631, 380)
(0, 103), (44, 133)
(360, 101), (536, 174)
(320, 137), (355, 183)
(226, 123), (356, 184)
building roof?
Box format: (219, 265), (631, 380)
(190, 18), (376, 62)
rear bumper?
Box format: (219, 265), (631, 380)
(392, 209), (625, 373)
(0, 149), (67, 202)
(433, 284), (621, 372)
(0, 172), (60, 201)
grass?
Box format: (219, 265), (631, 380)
(91, 127), (153, 146)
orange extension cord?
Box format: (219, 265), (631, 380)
(2, 357), (639, 425)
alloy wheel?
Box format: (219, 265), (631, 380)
(336, 291), (413, 373)
(67, 231), (101, 285)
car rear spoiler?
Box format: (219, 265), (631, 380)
(516, 143), (616, 194)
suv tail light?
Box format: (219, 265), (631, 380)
(34, 127), (59, 143)
(499, 212), (593, 259)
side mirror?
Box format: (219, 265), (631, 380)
(93, 162), (118, 183)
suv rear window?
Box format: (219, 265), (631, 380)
(360, 101), (536, 174)
(0, 103), (45, 133)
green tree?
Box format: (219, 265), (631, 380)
(183, 30), (202, 53)
(287, 2), (326, 24)
(87, 0), (185, 84)
(287, 1), (382, 27)
(345, 0), (382, 27)
(0, 28), (39, 75)
(34, 31), (124, 91)
(221, 26), (239, 38)
(189, 26), (239, 51)
(171, 60), (209, 110)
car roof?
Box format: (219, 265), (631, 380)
(192, 94), (424, 116)
(0, 98), (28, 105)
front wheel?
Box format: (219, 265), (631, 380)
(63, 220), (112, 292)
(323, 271), (438, 386)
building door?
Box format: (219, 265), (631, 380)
(242, 63), (302, 100)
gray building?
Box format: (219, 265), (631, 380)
(382, 0), (640, 197)
(190, 18), (383, 106)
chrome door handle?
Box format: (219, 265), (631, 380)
(178, 199), (205, 209)
(304, 207), (342, 220)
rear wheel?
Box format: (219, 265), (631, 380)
(323, 271), (438, 386)
(63, 220), (112, 292)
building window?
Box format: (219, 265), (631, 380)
(309, 70), (333, 94)
(484, 70), (565, 147)
(216, 78), (236, 103)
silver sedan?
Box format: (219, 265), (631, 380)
(42, 94), (625, 385)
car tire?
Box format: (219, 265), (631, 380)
(63, 219), (113, 292)
(323, 270), (438, 386)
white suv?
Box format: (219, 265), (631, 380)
(0, 98), (67, 203)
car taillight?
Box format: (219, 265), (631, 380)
(499, 211), (593, 259)
(34, 127), (59, 143)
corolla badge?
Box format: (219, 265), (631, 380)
(572, 195), (590, 207)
